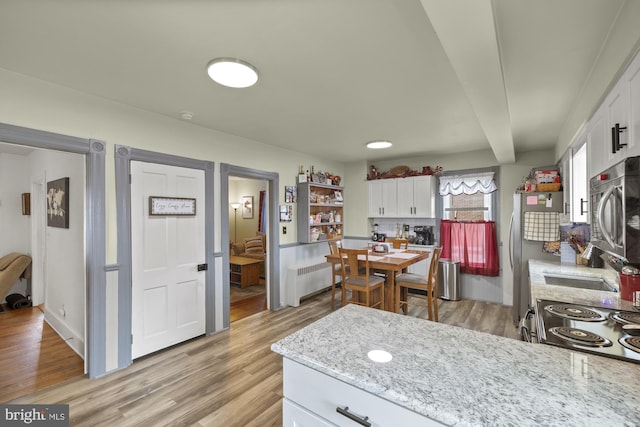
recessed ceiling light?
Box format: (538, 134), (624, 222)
(207, 58), (259, 88)
(366, 140), (393, 149)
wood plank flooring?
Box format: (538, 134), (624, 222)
(0, 305), (84, 403)
(8, 291), (518, 426)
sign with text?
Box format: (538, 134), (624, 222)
(1, 404), (69, 426)
(149, 196), (196, 216)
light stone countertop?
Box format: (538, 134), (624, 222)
(528, 259), (636, 311)
(272, 303), (640, 427)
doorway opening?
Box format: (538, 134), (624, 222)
(220, 163), (281, 329)
(229, 178), (268, 322)
(0, 121), (107, 388)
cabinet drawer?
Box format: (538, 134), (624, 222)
(283, 398), (335, 427)
(283, 359), (442, 427)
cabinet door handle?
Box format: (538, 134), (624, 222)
(336, 406), (371, 427)
(612, 123), (628, 152)
(580, 198), (588, 216)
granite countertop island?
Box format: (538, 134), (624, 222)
(272, 303), (640, 426)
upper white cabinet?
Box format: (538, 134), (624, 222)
(587, 50), (640, 178)
(627, 51), (640, 159)
(587, 101), (607, 178)
(368, 179), (397, 217)
(396, 175), (436, 217)
(368, 176), (436, 218)
(571, 142), (589, 223)
(559, 149), (572, 215)
(603, 77), (630, 167)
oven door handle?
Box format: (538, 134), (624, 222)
(597, 185), (617, 248)
(519, 307), (535, 342)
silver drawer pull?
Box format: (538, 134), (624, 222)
(336, 406), (371, 427)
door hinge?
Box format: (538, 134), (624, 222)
(129, 174), (132, 184)
(131, 334), (133, 344)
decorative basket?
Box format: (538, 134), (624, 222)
(536, 183), (561, 192)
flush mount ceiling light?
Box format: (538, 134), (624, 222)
(366, 140), (392, 149)
(207, 58), (259, 88)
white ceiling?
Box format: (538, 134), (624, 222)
(1, 0), (638, 163)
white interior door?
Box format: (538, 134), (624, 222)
(131, 161), (206, 358)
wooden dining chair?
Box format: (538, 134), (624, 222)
(386, 238), (409, 249)
(339, 247), (385, 309)
(395, 247), (443, 321)
(328, 240), (344, 306)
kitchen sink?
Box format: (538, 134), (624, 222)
(543, 273), (618, 292)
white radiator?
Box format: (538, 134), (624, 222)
(285, 260), (332, 307)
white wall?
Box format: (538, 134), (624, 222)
(0, 152), (31, 298)
(229, 179), (265, 244)
(0, 66), (347, 364)
(28, 148), (86, 357)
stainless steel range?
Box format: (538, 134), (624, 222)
(536, 299), (640, 364)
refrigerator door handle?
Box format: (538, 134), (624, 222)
(508, 212), (514, 270)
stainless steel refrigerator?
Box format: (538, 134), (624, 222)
(510, 192), (563, 323)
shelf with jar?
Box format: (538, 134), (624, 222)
(298, 182), (344, 243)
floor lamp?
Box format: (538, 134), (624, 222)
(230, 203), (241, 243)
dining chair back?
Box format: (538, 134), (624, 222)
(328, 240), (344, 306)
(395, 247), (443, 321)
(386, 238), (409, 249)
(339, 247), (385, 309)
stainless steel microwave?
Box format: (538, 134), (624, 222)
(590, 156), (640, 265)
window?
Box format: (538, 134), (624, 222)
(440, 171), (496, 221)
(439, 170), (499, 277)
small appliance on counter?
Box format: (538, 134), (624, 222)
(372, 232), (386, 242)
(413, 226), (433, 245)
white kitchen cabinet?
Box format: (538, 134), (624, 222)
(587, 102), (607, 178)
(396, 175), (436, 218)
(603, 77), (630, 168)
(368, 179), (397, 217)
(283, 359), (441, 427)
(558, 149), (572, 216)
(571, 142), (589, 223)
(627, 50), (640, 159)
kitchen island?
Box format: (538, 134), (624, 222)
(272, 303), (640, 426)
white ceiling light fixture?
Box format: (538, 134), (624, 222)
(207, 58), (259, 88)
(366, 140), (392, 149)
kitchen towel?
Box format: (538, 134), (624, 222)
(523, 212), (560, 241)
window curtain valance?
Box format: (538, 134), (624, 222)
(439, 172), (497, 196)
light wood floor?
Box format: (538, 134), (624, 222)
(0, 305), (85, 403)
(8, 291), (518, 426)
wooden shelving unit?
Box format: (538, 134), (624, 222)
(297, 181), (344, 243)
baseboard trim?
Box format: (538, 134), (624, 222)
(44, 308), (85, 359)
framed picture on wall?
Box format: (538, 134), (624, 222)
(280, 204), (293, 222)
(242, 196), (254, 219)
(285, 186), (297, 203)
(47, 177), (69, 228)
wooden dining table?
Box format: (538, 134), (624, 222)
(325, 248), (431, 311)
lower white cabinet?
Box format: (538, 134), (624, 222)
(282, 358), (443, 427)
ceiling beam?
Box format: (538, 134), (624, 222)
(420, 0), (516, 164)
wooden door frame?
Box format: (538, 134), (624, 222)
(114, 145), (215, 370)
(220, 163), (281, 330)
(0, 122), (106, 378)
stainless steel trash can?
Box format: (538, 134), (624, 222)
(438, 259), (460, 301)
